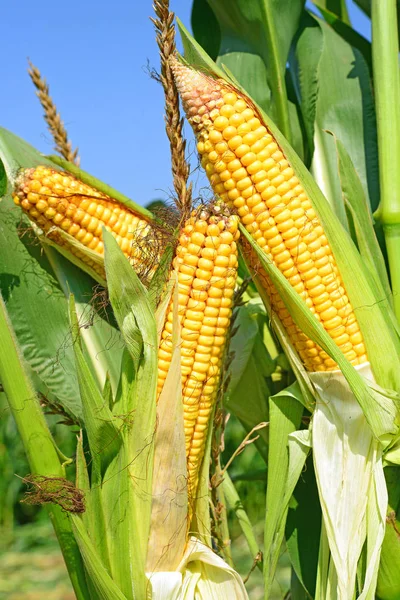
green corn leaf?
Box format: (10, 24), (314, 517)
(311, 0), (350, 24)
(75, 433), (90, 526)
(314, 4), (372, 71)
(69, 295), (122, 475)
(286, 456), (322, 598)
(263, 385), (305, 594)
(177, 17), (227, 77)
(76, 430), (112, 576)
(332, 134), (392, 308)
(223, 472), (263, 571)
(0, 294), (89, 600)
(224, 299), (274, 460)
(71, 514), (129, 600)
(290, 12), (379, 221)
(148, 241), (174, 311)
(103, 229), (158, 597)
(191, 0), (221, 60)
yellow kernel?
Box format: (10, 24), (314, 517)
(201, 248), (217, 260)
(209, 129), (223, 143)
(228, 136), (243, 150)
(241, 152), (257, 167)
(223, 92), (237, 105)
(243, 132), (257, 146)
(237, 177), (253, 191)
(237, 122), (252, 136)
(223, 126), (237, 140)
(220, 104), (235, 118)
(214, 116), (230, 131)
(230, 146), (247, 161)
(234, 99), (247, 113)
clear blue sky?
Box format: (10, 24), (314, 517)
(1, 0), (369, 207)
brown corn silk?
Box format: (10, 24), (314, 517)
(171, 59), (368, 372)
(13, 166), (160, 281)
(157, 204), (239, 501)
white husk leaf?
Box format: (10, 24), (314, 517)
(311, 362), (387, 600)
(147, 537), (249, 599)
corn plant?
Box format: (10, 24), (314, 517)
(1, 0), (400, 599)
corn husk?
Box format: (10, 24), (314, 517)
(311, 363), (387, 599)
(147, 537), (249, 599)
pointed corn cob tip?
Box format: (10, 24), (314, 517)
(170, 57), (225, 135)
(157, 201), (239, 501)
(171, 61), (368, 372)
(13, 165), (162, 281)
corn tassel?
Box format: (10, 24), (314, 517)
(157, 204), (239, 501)
(171, 59), (368, 372)
(13, 166), (160, 281)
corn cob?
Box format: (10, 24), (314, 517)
(13, 166), (160, 281)
(157, 204), (239, 500)
(171, 60), (367, 372)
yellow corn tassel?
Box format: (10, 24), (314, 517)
(157, 204), (239, 501)
(171, 59), (368, 372)
(13, 166), (160, 281)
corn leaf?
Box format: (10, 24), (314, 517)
(71, 515), (128, 600)
(332, 134), (392, 308)
(286, 456), (322, 598)
(290, 12), (379, 219)
(311, 0), (350, 24)
(263, 386), (306, 594)
(251, 273), (315, 413)
(315, 4), (372, 71)
(177, 17), (227, 78)
(223, 472), (263, 571)
(103, 230), (157, 597)
(75, 433), (90, 528)
(191, 0), (221, 60)
(224, 299), (273, 459)
(69, 295), (122, 475)
(148, 242), (174, 311)
(0, 294), (89, 600)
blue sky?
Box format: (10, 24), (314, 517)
(1, 0), (370, 207)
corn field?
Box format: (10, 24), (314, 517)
(1, 0), (400, 599)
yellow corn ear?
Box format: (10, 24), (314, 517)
(171, 59), (367, 372)
(13, 166), (160, 281)
(157, 204), (239, 501)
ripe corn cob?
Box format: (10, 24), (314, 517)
(157, 204), (239, 500)
(13, 166), (160, 281)
(171, 59), (367, 372)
